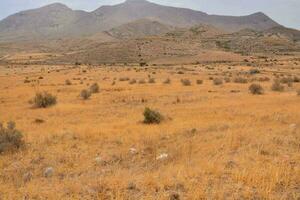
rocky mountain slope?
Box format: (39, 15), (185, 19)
(0, 0), (280, 41)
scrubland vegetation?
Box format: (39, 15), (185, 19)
(0, 60), (299, 200)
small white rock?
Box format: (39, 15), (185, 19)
(129, 148), (138, 154)
(95, 156), (102, 164)
(156, 153), (169, 161)
(44, 167), (54, 178)
(290, 124), (297, 132)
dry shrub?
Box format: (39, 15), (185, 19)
(293, 76), (300, 83)
(258, 77), (270, 82)
(249, 69), (260, 75)
(148, 78), (155, 84)
(163, 78), (171, 84)
(33, 92), (57, 108)
(181, 79), (191, 86)
(89, 83), (100, 93)
(196, 80), (203, 85)
(143, 108), (163, 124)
(224, 77), (231, 83)
(280, 77), (293, 84)
(24, 79), (30, 83)
(65, 79), (72, 85)
(234, 77), (248, 84)
(138, 79), (146, 84)
(0, 121), (24, 153)
(271, 80), (284, 92)
(119, 77), (130, 82)
(213, 78), (223, 85)
(249, 83), (264, 95)
(129, 79), (137, 84)
(80, 89), (91, 100)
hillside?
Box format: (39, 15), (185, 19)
(106, 19), (176, 39)
(0, 0), (280, 41)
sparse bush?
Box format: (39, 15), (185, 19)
(80, 89), (91, 100)
(181, 79), (191, 86)
(293, 76), (300, 83)
(280, 77), (293, 84)
(0, 121), (24, 153)
(138, 79), (146, 84)
(140, 62), (147, 67)
(143, 107), (163, 124)
(129, 79), (137, 84)
(249, 69), (260, 75)
(163, 78), (171, 84)
(234, 77), (248, 84)
(224, 77), (231, 83)
(119, 77), (130, 82)
(148, 78), (155, 83)
(213, 78), (223, 85)
(258, 77), (270, 82)
(65, 79), (72, 85)
(33, 92), (57, 108)
(89, 83), (100, 93)
(249, 84), (264, 95)
(196, 80), (203, 85)
(271, 80), (284, 92)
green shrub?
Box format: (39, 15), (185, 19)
(89, 83), (100, 93)
(143, 108), (163, 124)
(271, 80), (284, 92)
(33, 92), (57, 108)
(80, 89), (91, 100)
(249, 84), (264, 95)
(0, 121), (24, 153)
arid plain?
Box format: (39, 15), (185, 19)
(0, 54), (299, 199)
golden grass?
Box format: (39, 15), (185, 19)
(0, 62), (299, 199)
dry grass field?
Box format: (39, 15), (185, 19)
(0, 58), (300, 199)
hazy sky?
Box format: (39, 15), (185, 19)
(0, 0), (299, 29)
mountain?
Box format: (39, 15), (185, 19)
(0, 0), (280, 41)
(106, 19), (176, 39)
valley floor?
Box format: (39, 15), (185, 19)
(0, 60), (299, 199)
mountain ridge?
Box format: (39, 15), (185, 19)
(0, 0), (280, 41)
